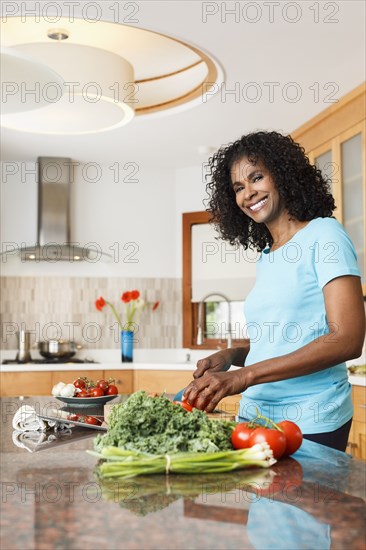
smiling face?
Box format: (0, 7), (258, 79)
(230, 156), (287, 226)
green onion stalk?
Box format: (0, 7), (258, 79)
(88, 442), (276, 479)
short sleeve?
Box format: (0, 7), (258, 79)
(312, 218), (361, 289)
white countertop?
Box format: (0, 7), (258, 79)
(1, 349), (365, 386)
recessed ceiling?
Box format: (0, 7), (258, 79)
(0, 1), (365, 167)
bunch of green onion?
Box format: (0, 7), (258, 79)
(89, 442), (276, 479)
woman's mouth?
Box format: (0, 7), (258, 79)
(247, 196), (269, 212)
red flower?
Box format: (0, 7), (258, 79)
(95, 297), (106, 311)
(131, 290), (140, 300)
(152, 301), (160, 311)
(121, 291), (132, 303)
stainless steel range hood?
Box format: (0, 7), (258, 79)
(19, 157), (112, 262)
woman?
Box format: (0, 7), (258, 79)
(183, 131), (365, 451)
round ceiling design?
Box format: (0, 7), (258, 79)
(0, 16), (223, 134)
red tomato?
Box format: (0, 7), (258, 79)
(106, 384), (118, 395)
(277, 420), (303, 456)
(174, 400), (193, 412)
(249, 427), (287, 459)
(90, 387), (104, 397)
(66, 414), (80, 421)
(84, 416), (102, 425)
(231, 423), (254, 449)
(97, 379), (109, 393)
(77, 389), (90, 398)
(73, 378), (86, 390)
(253, 458), (304, 497)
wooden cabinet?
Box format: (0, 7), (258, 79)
(133, 369), (193, 394)
(292, 83), (366, 292)
(0, 369), (132, 397)
(347, 385), (366, 459)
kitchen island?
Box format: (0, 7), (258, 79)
(1, 396), (365, 550)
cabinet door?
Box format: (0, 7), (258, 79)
(0, 372), (52, 397)
(133, 370), (194, 394)
(104, 370), (133, 394)
(352, 385), (366, 423)
(311, 141), (342, 221)
(352, 420), (366, 459)
(340, 124), (365, 285)
(348, 386), (366, 459)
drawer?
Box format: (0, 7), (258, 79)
(0, 372), (53, 397)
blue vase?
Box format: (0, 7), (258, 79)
(121, 330), (134, 362)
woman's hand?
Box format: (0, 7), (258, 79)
(194, 349), (234, 379)
(194, 345), (250, 379)
(183, 368), (247, 413)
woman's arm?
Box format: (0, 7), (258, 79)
(184, 276), (365, 412)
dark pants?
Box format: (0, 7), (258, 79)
(303, 418), (353, 452)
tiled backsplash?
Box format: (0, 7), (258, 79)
(0, 277), (182, 350)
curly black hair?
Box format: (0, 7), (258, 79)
(205, 131), (335, 252)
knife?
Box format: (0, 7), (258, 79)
(172, 388), (186, 402)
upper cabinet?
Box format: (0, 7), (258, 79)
(292, 83), (366, 293)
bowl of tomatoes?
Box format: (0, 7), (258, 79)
(52, 377), (120, 407)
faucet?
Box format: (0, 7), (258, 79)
(196, 292), (232, 348)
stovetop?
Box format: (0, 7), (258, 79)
(2, 358), (99, 364)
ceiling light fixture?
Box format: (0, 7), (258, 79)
(0, 46), (64, 114)
(2, 42), (135, 134)
(0, 17), (223, 135)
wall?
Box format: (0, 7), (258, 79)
(0, 161), (206, 350)
(1, 276), (180, 350)
(0, 161), (177, 277)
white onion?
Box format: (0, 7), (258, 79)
(51, 382), (66, 396)
(60, 383), (76, 398)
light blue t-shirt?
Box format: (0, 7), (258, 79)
(240, 217), (361, 434)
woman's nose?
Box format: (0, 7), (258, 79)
(244, 183), (256, 201)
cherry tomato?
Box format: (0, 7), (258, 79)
(66, 414), (80, 421)
(174, 400), (193, 412)
(106, 384), (118, 395)
(73, 378), (86, 390)
(231, 423), (254, 449)
(97, 379), (109, 393)
(249, 427), (287, 459)
(77, 389), (90, 398)
(277, 420), (303, 456)
(90, 387), (104, 397)
(84, 416), (102, 425)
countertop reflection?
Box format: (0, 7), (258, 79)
(1, 396), (365, 550)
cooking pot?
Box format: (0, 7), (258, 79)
(37, 340), (82, 359)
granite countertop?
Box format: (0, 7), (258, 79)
(1, 396), (365, 550)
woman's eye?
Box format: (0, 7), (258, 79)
(235, 185), (244, 194)
(252, 174), (263, 183)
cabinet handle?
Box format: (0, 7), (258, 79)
(359, 404), (366, 408)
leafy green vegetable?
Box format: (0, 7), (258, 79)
(94, 391), (235, 454)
